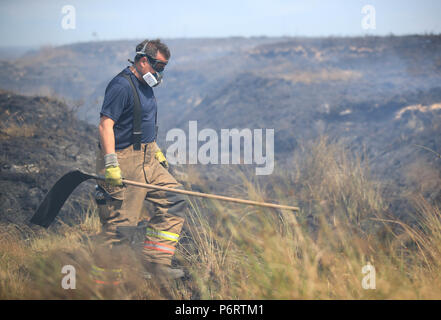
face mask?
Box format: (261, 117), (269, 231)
(142, 71), (163, 87)
(135, 63), (163, 88)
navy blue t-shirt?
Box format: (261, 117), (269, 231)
(100, 66), (157, 150)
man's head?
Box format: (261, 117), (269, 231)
(133, 39), (170, 85)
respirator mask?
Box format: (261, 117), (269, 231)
(142, 69), (163, 87)
(135, 42), (167, 87)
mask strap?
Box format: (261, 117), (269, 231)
(135, 40), (150, 56)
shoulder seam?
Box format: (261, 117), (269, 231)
(113, 74), (131, 88)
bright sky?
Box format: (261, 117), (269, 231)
(0, 0), (440, 47)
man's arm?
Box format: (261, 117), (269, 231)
(98, 81), (128, 154)
(99, 115), (123, 185)
(99, 115), (116, 155)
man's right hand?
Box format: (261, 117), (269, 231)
(104, 152), (122, 186)
(105, 165), (123, 186)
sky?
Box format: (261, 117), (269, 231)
(0, 0), (440, 47)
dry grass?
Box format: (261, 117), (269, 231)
(0, 123), (38, 139)
(249, 64), (363, 86)
(1, 137), (441, 299)
(279, 69), (362, 84)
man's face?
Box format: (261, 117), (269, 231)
(138, 51), (168, 75)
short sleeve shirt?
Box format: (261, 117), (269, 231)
(100, 66), (157, 150)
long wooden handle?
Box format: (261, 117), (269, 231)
(94, 174), (299, 212)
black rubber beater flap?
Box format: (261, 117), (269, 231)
(30, 169), (96, 228)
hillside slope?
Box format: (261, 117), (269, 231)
(0, 35), (440, 221)
(0, 90), (97, 225)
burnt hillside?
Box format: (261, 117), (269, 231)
(0, 35), (440, 224)
(0, 90), (97, 225)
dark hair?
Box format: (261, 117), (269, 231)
(134, 39), (171, 63)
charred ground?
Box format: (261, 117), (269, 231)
(0, 90), (97, 225)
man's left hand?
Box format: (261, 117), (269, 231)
(155, 149), (169, 169)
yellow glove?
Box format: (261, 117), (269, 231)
(105, 165), (123, 186)
(155, 149), (169, 169)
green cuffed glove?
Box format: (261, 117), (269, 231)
(104, 153), (123, 186)
(155, 149), (169, 169)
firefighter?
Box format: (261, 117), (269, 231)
(94, 39), (186, 281)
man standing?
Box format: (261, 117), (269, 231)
(94, 39), (187, 281)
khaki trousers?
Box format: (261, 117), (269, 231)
(95, 141), (186, 266)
